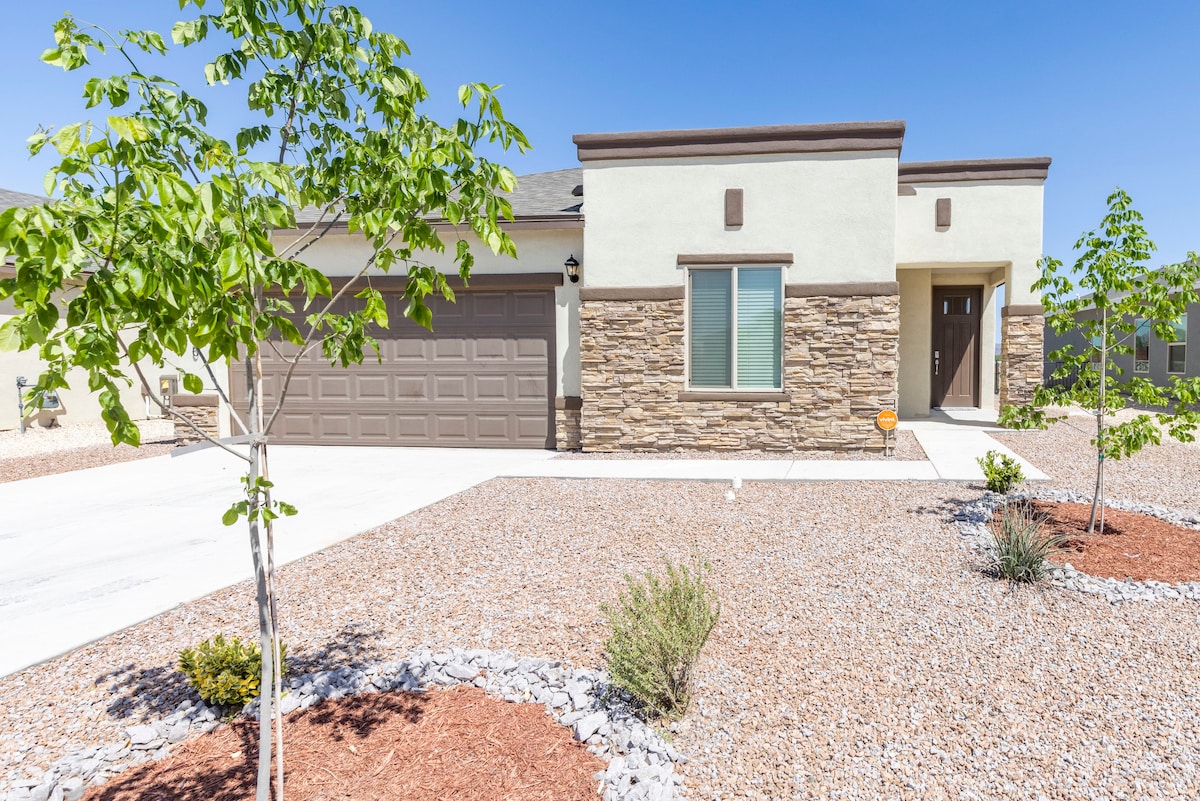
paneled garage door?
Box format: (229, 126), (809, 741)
(231, 289), (556, 447)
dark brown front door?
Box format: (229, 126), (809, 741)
(931, 286), (981, 408)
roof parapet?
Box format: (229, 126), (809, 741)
(573, 120), (906, 162)
(898, 157), (1052, 184)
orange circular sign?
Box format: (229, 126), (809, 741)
(876, 410), (899, 431)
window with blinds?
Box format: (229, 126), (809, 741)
(688, 267), (782, 389)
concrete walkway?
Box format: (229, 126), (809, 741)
(0, 445), (557, 678)
(502, 409), (1048, 483)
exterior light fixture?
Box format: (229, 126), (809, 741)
(564, 255), (581, 283)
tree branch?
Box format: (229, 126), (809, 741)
(115, 335), (251, 462)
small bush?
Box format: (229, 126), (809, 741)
(977, 450), (1025, 494)
(178, 635), (287, 708)
(602, 559), (720, 720)
(990, 500), (1068, 583)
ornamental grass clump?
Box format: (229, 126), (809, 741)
(602, 559), (720, 720)
(977, 450), (1025, 494)
(179, 635), (287, 708)
(990, 500), (1069, 583)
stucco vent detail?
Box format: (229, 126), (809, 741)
(935, 197), (952, 228)
(725, 188), (744, 227)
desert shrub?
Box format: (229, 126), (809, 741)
(178, 635), (287, 708)
(990, 500), (1068, 583)
(602, 559), (720, 720)
(977, 450), (1025, 494)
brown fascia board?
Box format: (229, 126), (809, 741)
(573, 121), (906, 162)
(898, 157), (1052, 184)
(275, 213), (584, 236)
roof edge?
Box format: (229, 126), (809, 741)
(898, 157), (1052, 184)
(573, 121), (906, 162)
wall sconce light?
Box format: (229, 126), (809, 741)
(564, 255), (581, 283)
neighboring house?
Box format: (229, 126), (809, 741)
(1043, 295), (1197, 391)
(1, 187), (223, 432)
(243, 119), (1050, 452)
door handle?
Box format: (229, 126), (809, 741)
(933, 350), (940, 376)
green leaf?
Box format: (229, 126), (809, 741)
(182, 372), (203, 394)
(0, 319), (21, 352)
(221, 506), (240, 526)
(107, 115), (150, 144)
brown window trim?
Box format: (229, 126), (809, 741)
(785, 281), (899, 297)
(678, 391), (789, 403)
(677, 253), (793, 265)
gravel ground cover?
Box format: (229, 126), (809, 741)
(3, 468), (1198, 799)
(0, 420), (176, 483)
(555, 430), (926, 461)
(993, 414), (1200, 513)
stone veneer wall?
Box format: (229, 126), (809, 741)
(555, 402), (582, 450)
(171, 395), (219, 446)
(578, 293), (899, 452)
(999, 312), (1044, 409)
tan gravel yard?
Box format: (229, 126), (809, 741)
(3, 457), (1199, 799)
(0, 420), (176, 483)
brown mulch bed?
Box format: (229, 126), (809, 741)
(82, 686), (603, 801)
(1009, 501), (1200, 584)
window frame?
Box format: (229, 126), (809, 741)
(685, 264), (785, 392)
(1167, 313), (1188, 375)
(1134, 318), (1151, 374)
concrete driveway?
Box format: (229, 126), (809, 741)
(0, 445), (556, 677)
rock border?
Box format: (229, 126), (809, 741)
(3, 648), (686, 801)
(955, 490), (1200, 603)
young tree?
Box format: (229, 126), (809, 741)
(1000, 189), (1200, 534)
(0, 3), (528, 799)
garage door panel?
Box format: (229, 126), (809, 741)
(235, 288), (555, 447)
(433, 375), (468, 401)
(356, 375), (390, 400)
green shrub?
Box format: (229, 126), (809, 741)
(602, 559), (720, 720)
(977, 450), (1025, 494)
(178, 635), (287, 708)
(990, 500), (1069, 583)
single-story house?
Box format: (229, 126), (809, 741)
(242, 119), (1050, 452)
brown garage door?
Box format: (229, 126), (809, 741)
(231, 289), (556, 448)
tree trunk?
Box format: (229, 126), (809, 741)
(246, 351), (275, 801)
(1088, 309), (1108, 536)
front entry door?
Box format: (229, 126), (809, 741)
(931, 286), (982, 408)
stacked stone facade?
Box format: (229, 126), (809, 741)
(171, 394), (219, 446)
(554, 401), (582, 450)
(578, 292), (899, 452)
(999, 312), (1044, 409)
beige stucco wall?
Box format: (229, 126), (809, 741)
(268, 226), (583, 399)
(1, 296), (230, 432)
(580, 152), (899, 287)
(896, 180), (1044, 304)
(279, 228), (582, 279)
(897, 267), (1000, 417)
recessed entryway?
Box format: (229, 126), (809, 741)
(931, 286), (982, 408)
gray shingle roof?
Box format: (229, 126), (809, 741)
(292, 168), (582, 225)
(0, 188), (48, 210)
(503, 168), (582, 217)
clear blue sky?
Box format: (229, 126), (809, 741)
(2, 0), (1197, 271)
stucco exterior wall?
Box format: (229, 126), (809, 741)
(581, 152), (899, 288)
(896, 180), (1044, 304)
